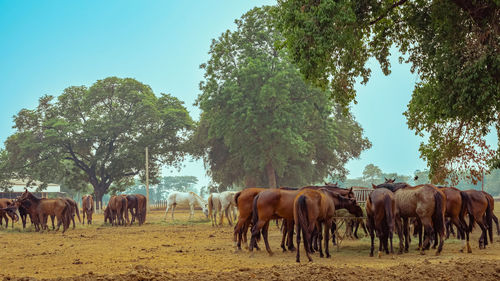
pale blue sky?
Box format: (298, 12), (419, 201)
(1, 1), (484, 188)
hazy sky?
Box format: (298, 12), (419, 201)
(2, 1), (482, 189)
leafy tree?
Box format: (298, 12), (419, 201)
(362, 164), (382, 182)
(276, 0), (500, 184)
(3, 77), (193, 207)
(193, 6), (371, 188)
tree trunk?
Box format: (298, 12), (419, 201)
(266, 161), (277, 188)
(92, 183), (109, 211)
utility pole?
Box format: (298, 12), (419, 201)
(145, 147), (150, 211)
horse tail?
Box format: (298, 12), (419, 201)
(234, 191), (241, 206)
(485, 196), (493, 243)
(251, 194), (261, 242)
(432, 191), (445, 236)
(296, 195), (309, 246)
(383, 195), (394, 234)
(208, 194), (214, 218)
(74, 201), (81, 223)
(459, 191), (471, 232)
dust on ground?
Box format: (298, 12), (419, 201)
(0, 206), (499, 280)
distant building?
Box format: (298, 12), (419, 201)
(0, 179), (62, 199)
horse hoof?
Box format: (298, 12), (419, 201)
(435, 251), (440, 256)
(369, 253), (374, 257)
(377, 252), (382, 258)
(420, 251), (426, 255)
(326, 254), (331, 258)
(268, 252), (274, 257)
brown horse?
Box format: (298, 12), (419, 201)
(250, 188), (300, 255)
(433, 186), (471, 252)
(482, 191), (500, 237)
(61, 198), (81, 229)
(14, 199), (41, 231)
(463, 189), (493, 249)
(373, 183), (446, 255)
(108, 195), (128, 226)
(0, 198), (18, 228)
(294, 188), (336, 262)
(81, 195), (94, 224)
(104, 206), (112, 224)
(18, 190), (70, 233)
(233, 187), (266, 250)
(366, 187), (399, 257)
(135, 194), (147, 225)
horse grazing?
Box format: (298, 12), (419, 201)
(18, 190), (70, 233)
(294, 188), (337, 262)
(125, 195), (138, 225)
(0, 198), (18, 228)
(135, 194), (147, 225)
(233, 188), (266, 251)
(164, 191), (208, 220)
(108, 195), (128, 226)
(463, 189), (493, 249)
(81, 195), (94, 225)
(373, 183), (446, 255)
(366, 187), (398, 257)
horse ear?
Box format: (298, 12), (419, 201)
(372, 184), (377, 189)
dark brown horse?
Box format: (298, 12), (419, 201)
(294, 188), (336, 262)
(366, 187), (399, 257)
(14, 199), (41, 231)
(373, 183), (446, 255)
(108, 195), (128, 226)
(482, 191), (500, 236)
(463, 189), (493, 249)
(81, 195), (94, 224)
(61, 198), (81, 229)
(233, 187), (266, 250)
(135, 194), (147, 225)
(125, 194), (139, 225)
(0, 198), (18, 228)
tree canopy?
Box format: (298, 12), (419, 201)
(193, 6), (371, 188)
(276, 0), (500, 184)
(3, 77), (193, 205)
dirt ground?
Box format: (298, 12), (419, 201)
(0, 205), (499, 280)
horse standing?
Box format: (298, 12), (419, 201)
(463, 189), (493, 249)
(135, 194), (147, 225)
(18, 190), (70, 233)
(208, 191), (238, 226)
(125, 194), (138, 225)
(61, 198), (81, 229)
(366, 187), (398, 257)
(164, 191), (208, 220)
(81, 195), (94, 225)
(373, 183), (446, 255)
(108, 195), (128, 226)
(233, 188), (266, 251)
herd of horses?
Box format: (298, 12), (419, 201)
(0, 191), (148, 233)
(230, 181), (500, 262)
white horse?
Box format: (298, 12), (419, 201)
(164, 191), (209, 220)
(208, 191), (238, 226)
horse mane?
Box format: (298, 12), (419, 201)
(374, 182), (410, 192)
(25, 192), (41, 202)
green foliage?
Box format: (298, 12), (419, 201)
(3, 77), (193, 203)
(362, 164), (382, 182)
(277, 0), (500, 184)
(193, 6), (370, 188)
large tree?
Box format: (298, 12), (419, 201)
(193, 6), (371, 188)
(277, 0), (500, 183)
(4, 77), (193, 206)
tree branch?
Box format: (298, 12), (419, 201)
(369, 0), (408, 25)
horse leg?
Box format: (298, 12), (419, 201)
(331, 222), (337, 246)
(287, 220), (295, 251)
(164, 204), (170, 221)
(317, 224), (324, 258)
(280, 220), (287, 252)
(262, 221), (273, 256)
(368, 216), (375, 257)
(420, 217), (434, 255)
(493, 214), (500, 236)
(225, 207), (232, 226)
(172, 204), (176, 220)
(325, 221), (331, 258)
(402, 217), (410, 253)
(51, 215), (55, 230)
(296, 218), (301, 263)
(82, 210), (86, 225)
(477, 220), (488, 249)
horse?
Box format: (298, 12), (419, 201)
(233, 188), (266, 251)
(463, 189), (493, 249)
(208, 191), (238, 226)
(125, 194), (138, 225)
(432, 186), (471, 253)
(250, 188), (300, 255)
(294, 188), (336, 262)
(14, 199), (41, 231)
(17, 200), (32, 229)
(0, 198), (18, 228)
(135, 194), (147, 225)
(81, 195), (94, 224)
(366, 187), (399, 257)
(61, 198), (81, 229)
(18, 190), (70, 233)
(164, 191), (208, 220)
(108, 195), (128, 226)
(482, 191), (500, 236)
(373, 183), (446, 255)
(103, 206), (112, 224)
(208, 193), (222, 226)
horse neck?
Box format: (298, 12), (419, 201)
(191, 193), (206, 208)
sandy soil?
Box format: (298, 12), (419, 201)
(0, 206), (499, 280)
